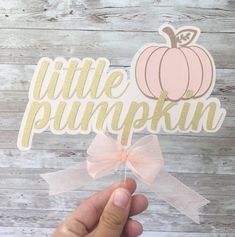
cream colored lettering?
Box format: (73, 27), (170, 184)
(47, 61), (63, 100)
(62, 60), (80, 99)
(191, 102), (225, 131)
(17, 57), (226, 150)
(118, 102), (149, 145)
(150, 92), (175, 131)
(33, 59), (50, 100)
(104, 71), (129, 99)
(19, 101), (51, 149)
(32, 58), (128, 100)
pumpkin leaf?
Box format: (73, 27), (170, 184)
(176, 29), (198, 46)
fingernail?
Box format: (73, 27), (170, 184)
(113, 188), (130, 209)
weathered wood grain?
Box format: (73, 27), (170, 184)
(1, 0), (232, 10)
(0, 131), (235, 156)
(138, 212), (235, 232)
(0, 30), (234, 68)
(0, 1), (234, 236)
(0, 191), (234, 234)
(0, 188), (234, 217)
(0, 148), (235, 175)
(0, 172), (234, 233)
(0, 1), (234, 32)
(0, 227), (234, 237)
(0, 207), (234, 233)
(0, 227), (52, 237)
(142, 233), (235, 237)
(0, 168), (234, 196)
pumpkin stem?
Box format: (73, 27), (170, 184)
(162, 26), (177, 48)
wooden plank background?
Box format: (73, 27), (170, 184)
(0, 0), (234, 236)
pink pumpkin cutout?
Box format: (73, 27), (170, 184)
(134, 25), (215, 101)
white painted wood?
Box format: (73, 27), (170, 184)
(1, 227), (235, 237)
(142, 232), (235, 237)
(0, 207), (235, 232)
(0, 0), (234, 236)
(0, 148), (235, 174)
(1, 131), (234, 155)
(0, 227), (52, 237)
(0, 189), (234, 217)
(0, 1), (234, 32)
(0, 168), (234, 197)
(0, 30), (234, 68)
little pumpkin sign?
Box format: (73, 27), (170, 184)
(17, 24), (226, 150)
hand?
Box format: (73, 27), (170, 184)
(52, 178), (148, 237)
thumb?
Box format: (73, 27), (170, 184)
(92, 187), (131, 237)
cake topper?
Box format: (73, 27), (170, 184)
(17, 25), (226, 150)
(17, 24), (226, 223)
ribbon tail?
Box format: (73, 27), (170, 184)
(40, 162), (93, 195)
(149, 170), (210, 224)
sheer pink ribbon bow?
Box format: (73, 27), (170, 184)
(41, 133), (209, 224)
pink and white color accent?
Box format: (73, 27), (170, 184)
(41, 133), (209, 224)
(134, 24), (215, 101)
